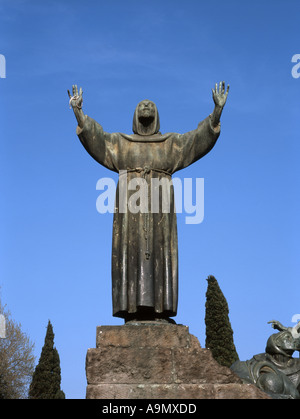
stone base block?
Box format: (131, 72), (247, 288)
(86, 323), (269, 399)
(86, 383), (269, 399)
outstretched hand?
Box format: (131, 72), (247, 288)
(68, 84), (86, 128)
(68, 85), (83, 109)
(212, 81), (229, 108)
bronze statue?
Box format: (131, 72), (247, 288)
(231, 320), (300, 399)
(68, 82), (229, 322)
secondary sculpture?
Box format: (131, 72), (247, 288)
(68, 82), (229, 322)
(231, 320), (300, 399)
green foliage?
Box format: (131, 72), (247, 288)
(29, 321), (65, 399)
(205, 275), (239, 368)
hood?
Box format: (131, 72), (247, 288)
(132, 100), (160, 136)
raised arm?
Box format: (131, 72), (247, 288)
(211, 81), (230, 129)
(68, 85), (119, 172)
(68, 85), (86, 128)
(170, 82), (229, 173)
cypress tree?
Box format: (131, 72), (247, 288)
(205, 275), (239, 368)
(29, 321), (65, 399)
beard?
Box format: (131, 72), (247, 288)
(138, 115), (155, 128)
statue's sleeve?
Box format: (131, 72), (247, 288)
(76, 115), (119, 172)
(170, 115), (220, 173)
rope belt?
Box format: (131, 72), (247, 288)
(119, 167), (172, 260)
(120, 167), (172, 177)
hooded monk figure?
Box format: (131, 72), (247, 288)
(68, 83), (229, 322)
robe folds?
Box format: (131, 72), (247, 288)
(76, 113), (220, 320)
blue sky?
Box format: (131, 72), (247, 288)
(0, 0), (299, 398)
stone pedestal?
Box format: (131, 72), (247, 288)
(86, 323), (269, 399)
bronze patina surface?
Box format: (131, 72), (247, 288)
(68, 83), (229, 322)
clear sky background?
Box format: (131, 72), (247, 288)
(0, 0), (299, 399)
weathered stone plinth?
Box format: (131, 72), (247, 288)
(86, 323), (269, 399)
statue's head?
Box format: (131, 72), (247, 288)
(132, 100), (160, 136)
(266, 323), (300, 358)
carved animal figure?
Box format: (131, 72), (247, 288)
(231, 320), (300, 399)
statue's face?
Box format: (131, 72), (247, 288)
(137, 100), (156, 120)
(132, 99), (159, 135)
